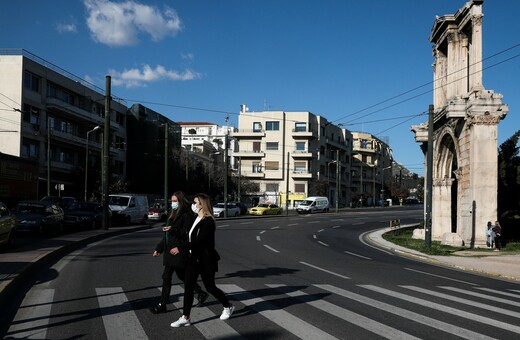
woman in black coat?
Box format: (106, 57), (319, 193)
(150, 191), (208, 314)
(170, 193), (234, 327)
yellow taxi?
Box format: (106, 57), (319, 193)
(248, 203), (283, 216)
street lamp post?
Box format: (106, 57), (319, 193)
(85, 126), (101, 201)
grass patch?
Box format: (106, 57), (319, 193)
(383, 228), (520, 255)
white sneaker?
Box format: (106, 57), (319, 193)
(171, 316), (191, 327)
(220, 305), (235, 320)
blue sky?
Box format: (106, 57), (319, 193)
(1, 0), (519, 175)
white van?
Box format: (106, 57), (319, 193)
(109, 194), (149, 225)
(296, 196), (329, 214)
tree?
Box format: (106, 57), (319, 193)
(498, 130), (520, 214)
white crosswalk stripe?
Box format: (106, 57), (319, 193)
(220, 284), (340, 340)
(360, 284), (520, 335)
(96, 287), (148, 340)
(475, 287), (520, 299)
(7, 288), (54, 339)
(267, 284), (420, 340)
(161, 287), (244, 339)
(401, 285), (520, 318)
(440, 286), (520, 307)
(316, 284), (495, 340)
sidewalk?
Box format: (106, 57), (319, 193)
(0, 224), (152, 308)
(366, 226), (520, 282)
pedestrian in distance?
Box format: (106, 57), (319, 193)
(171, 193), (235, 327)
(492, 221), (503, 252)
(150, 191), (209, 314)
(485, 221), (494, 248)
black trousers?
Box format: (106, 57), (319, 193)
(182, 258), (230, 317)
(160, 265), (204, 305)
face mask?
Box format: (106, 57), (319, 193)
(191, 203), (201, 214)
(171, 202), (179, 210)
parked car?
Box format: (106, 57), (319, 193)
(64, 202), (104, 230)
(109, 194), (149, 225)
(147, 199), (169, 222)
(40, 196), (77, 211)
(296, 196), (329, 214)
(230, 201), (248, 215)
(0, 201), (16, 249)
(213, 203), (240, 218)
(248, 203), (283, 216)
(12, 200), (65, 235)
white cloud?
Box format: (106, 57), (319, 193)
(84, 0), (182, 47)
(56, 23), (77, 33)
(109, 64), (203, 88)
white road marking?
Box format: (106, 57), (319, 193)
(7, 288), (55, 339)
(318, 241), (329, 247)
(317, 284), (495, 340)
(476, 287), (520, 299)
(361, 284), (520, 334)
(344, 251), (372, 260)
(299, 261), (350, 280)
(263, 244), (280, 253)
(440, 286), (520, 307)
(268, 284), (420, 340)
(404, 268), (478, 286)
(96, 287), (148, 340)
(220, 284), (339, 340)
(256, 236), (261, 241)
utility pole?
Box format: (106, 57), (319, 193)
(164, 122), (169, 211)
(286, 152), (290, 215)
(336, 149), (341, 214)
(237, 156), (241, 202)
(101, 76), (111, 230)
(47, 116), (51, 196)
(224, 133), (228, 218)
(425, 104), (434, 248)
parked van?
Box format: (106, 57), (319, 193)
(296, 196), (329, 214)
(109, 194), (149, 225)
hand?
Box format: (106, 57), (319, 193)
(170, 247), (180, 255)
(153, 251), (160, 257)
(162, 226), (171, 232)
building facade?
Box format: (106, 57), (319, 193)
(0, 50), (127, 200)
(233, 104), (352, 208)
(351, 132), (393, 206)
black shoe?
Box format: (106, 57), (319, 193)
(195, 291), (209, 307)
(150, 303), (167, 314)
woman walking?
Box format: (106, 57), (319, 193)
(171, 193), (235, 327)
(150, 191), (208, 314)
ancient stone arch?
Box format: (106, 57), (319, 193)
(411, 0), (508, 247)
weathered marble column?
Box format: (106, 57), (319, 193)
(432, 178), (454, 240)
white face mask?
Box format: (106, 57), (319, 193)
(191, 203), (201, 214)
(171, 202), (179, 210)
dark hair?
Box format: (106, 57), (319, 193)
(169, 191), (190, 222)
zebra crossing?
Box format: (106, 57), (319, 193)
(7, 282), (520, 339)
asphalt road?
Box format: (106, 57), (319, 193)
(4, 206), (520, 339)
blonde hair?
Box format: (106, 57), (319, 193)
(194, 193), (214, 218)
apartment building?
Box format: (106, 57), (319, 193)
(233, 104), (352, 208)
(0, 50), (127, 200)
(351, 131), (393, 206)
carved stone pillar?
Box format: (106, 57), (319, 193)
(432, 178), (454, 240)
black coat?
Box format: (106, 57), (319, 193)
(188, 216), (221, 273)
(155, 209), (194, 268)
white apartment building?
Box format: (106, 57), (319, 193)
(0, 50), (127, 199)
(233, 104), (352, 208)
(351, 131), (393, 206)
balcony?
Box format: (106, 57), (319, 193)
(291, 170), (313, 179)
(291, 150), (314, 158)
(242, 171), (265, 178)
(232, 129), (265, 138)
(233, 150), (265, 158)
(292, 128), (315, 139)
(46, 97), (104, 126)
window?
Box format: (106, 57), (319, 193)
(294, 183), (305, 193)
(265, 161), (279, 170)
(253, 122), (262, 132)
(21, 139), (39, 159)
(266, 121), (279, 131)
(266, 142), (278, 151)
(295, 142), (305, 151)
(23, 104), (40, 125)
(295, 122), (307, 132)
(265, 183), (279, 192)
(253, 141), (261, 152)
(361, 139), (368, 148)
(294, 161), (307, 172)
(24, 71), (40, 92)
(252, 162), (262, 173)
